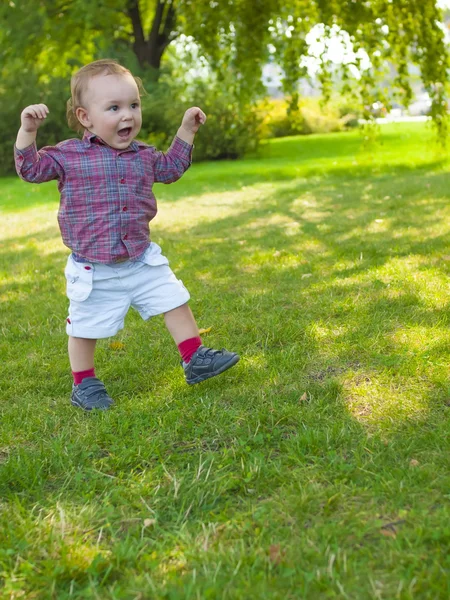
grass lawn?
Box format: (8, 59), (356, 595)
(1, 122), (450, 599)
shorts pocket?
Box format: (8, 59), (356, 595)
(140, 243), (170, 267)
(65, 256), (94, 302)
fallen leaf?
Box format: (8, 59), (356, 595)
(301, 273), (312, 279)
(268, 544), (286, 565)
(109, 341), (125, 351)
(198, 326), (212, 335)
(299, 392), (308, 402)
(143, 519), (156, 527)
(380, 528), (396, 538)
(409, 459), (420, 467)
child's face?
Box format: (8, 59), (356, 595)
(77, 73), (142, 149)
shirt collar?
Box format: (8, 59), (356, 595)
(82, 130), (147, 152)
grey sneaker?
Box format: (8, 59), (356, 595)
(71, 377), (114, 411)
(183, 345), (240, 385)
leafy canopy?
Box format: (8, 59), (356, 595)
(1, 0), (448, 127)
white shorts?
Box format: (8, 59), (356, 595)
(65, 243), (190, 339)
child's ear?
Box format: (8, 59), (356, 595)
(76, 107), (92, 128)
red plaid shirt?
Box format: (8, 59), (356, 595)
(14, 131), (192, 263)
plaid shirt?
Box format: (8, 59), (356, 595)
(14, 131), (192, 263)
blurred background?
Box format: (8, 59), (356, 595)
(0, 0), (449, 174)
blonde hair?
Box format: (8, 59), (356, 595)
(66, 59), (145, 133)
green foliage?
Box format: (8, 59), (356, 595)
(140, 71), (263, 160)
(1, 0), (448, 166)
(0, 64), (73, 176)
(186, 0), (449, 135)
(0, 61), (263, 175)
(183, 79), (263, 160)
(1, 0), (448, 139)
(260, 97), (361, 138)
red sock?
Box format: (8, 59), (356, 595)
(178, 336), (202, 363)
(72, 368), (96, 385)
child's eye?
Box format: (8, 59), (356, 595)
(109, 105), (118, 112)
(131, 103), (140, 109)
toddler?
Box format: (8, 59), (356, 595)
(14, 59), (239, 411)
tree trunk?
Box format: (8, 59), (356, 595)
(127, 0), (177, 74)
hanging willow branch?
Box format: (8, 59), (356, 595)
(181, 0), (449, 136)
(1, 0), (448, 135)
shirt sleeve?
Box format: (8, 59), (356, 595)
(152, 136), (193, 184)
(14, 142), (65, 184)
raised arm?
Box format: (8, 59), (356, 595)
(176, 107), (206, 146)
(16, 103), (49, 150)
(15, 104), (64, 183)
(153, 107), (206, 184)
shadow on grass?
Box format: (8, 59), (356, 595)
(1, 130), (450, 596)
(1, 158), (449, 389)
(1, 374), (450, 597)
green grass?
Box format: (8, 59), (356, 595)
(1, 122), (450, 599)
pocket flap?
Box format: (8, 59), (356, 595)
(65, 256), (94, 302)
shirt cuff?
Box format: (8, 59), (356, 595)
(171, 136), (194, 163)
(14, 142), (38, 171)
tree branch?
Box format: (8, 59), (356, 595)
(157, 0), (177, 55)
(127, 0), (145, 56)
(162, 0), (176, 38)
(148, 0), (165, 50)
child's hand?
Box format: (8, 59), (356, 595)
(181, 107), (207, 134)
(20, 104), (49, 133)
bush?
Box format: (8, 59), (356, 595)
(260, 97), (361, 139)
(139, 75), (263, 161)
(0, 66), (73, 176)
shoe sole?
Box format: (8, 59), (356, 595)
(186, 354), (240, 385)
(70, 398), (112, 411)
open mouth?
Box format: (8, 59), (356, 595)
(118, 127), (132, 139)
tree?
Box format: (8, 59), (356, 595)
(1, 0), (448, 127)
(128, 0), (177, 70)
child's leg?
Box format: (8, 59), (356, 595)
(163, 303), (199, 344)
(164, 304), (202, 364)
(68, 336), (112, 410)
(68, 336), (97, 372)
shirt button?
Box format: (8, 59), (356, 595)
(123, 234), (128, 240)
(122, 206), (128, 212)
(120, 178), (126, 184)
